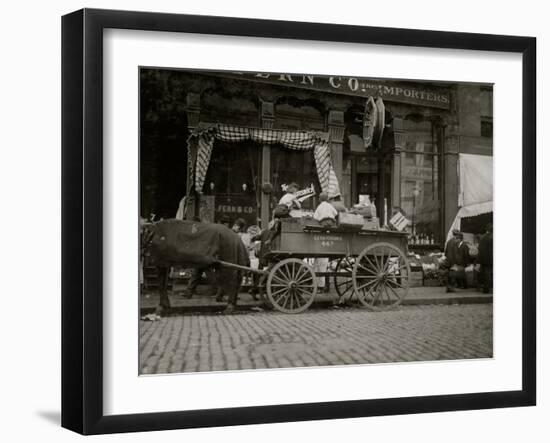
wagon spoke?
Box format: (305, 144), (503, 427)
(294, 289), (309, 305)
(287, 262), (296, 280)
(272, 275), (288, 286)
(376, 253), (386, 273)
(294, 265), (308, 282)
(271, 286), (289, 298)
(273, 292), (288, 307)
(295, 285), (309, 295)
(356, 277), (379, 292)
(272, 289), (289, 302)
(296, 288), (313, 302)
(286, 262), (296, 281)
(381, 256), (392, 272)
(336, 282), (354, 298)
(356, 262), (378, 276)
(382, 285), (392, 305)
(280, 264), (292, 282)
(371, 286), (384, 304)
(296, 291), (314, 306)
(295, 270), (313, 284)
(376, 287), (387, 305)
(296, 278), (314, 289)
(361, 284), (379, 303)
(386, 282), (402, 300)
(363, 254), (378, 272)
(281, 291), (292, 309)
(380, 250), (387, 272)
(335, 280), (353, 291)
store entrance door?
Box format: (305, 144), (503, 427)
(350, 152), (392, 221)
(203, 140), (261, 227)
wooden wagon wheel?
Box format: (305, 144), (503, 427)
(352, 242), (410, 311)
(332, 257), (356, 302)
(266, 258), (317, 313)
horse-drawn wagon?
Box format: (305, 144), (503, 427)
(143, 218), (410, 315)
(218, 218), (411, 314)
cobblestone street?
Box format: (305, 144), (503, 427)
(139, 304), (493, 374)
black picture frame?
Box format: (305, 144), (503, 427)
(61, 8), (536, 435)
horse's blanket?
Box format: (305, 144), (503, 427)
(146, 219), (250, 269)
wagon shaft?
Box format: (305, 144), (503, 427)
(216, 260), (268, 275)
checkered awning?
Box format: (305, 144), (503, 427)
(187, 124), (341, 198)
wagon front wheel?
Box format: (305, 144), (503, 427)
(352, 242), (410, 311)
(267, 258), (317, 313)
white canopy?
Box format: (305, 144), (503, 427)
(446, 153), (493, 241)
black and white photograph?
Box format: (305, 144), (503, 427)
(1, 0), (544, 439)
(139, 68), (494, 375)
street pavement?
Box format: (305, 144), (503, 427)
(140, 285), (493, 314)
(139, 303), (493, 374)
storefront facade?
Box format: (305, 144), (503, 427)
(140, 69), (493, 246)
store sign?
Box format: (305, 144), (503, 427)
(218, 72), (451, 109)
(214, 195), (258, 225)
(216, 204), (255, 214)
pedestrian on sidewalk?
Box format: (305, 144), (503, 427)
(478, 223), (493, 293)
(445, 230), (470, 292)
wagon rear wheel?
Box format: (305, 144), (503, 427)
(352, 242), (410, 311)
(267, 258), (317, 313)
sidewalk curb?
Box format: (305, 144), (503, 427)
(140, 294), (493, 316)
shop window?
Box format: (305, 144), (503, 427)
(400, 117), (442, 244)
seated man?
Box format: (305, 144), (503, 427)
(314, 192), (338, 228)
(278, 182), (302, 211)
(265, 183), (301, 246)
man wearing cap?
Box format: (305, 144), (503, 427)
(445, 229), (469, 292)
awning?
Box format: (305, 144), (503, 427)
(187, 124), (341, 198)
(446, 153), (493, 241)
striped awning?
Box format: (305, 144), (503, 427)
(187, 124), (341, 198)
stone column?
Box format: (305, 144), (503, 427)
(390, 117), (405, 217)
(185, 93), (201, 219)
(260, 100), (274, 229)
(443, 125), (460, 240)
(327, 110), (345, 199)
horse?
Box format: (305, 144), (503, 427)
(141, 219), (250, 315)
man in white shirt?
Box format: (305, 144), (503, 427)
(314, 192), (338, 227)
